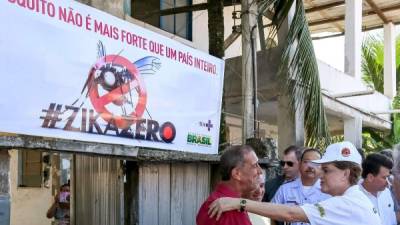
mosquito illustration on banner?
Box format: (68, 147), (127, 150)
(40, 41), (177, 144)
(72, 41), (161, 129)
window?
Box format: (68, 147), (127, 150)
(132, 0), (192, 40)
(160, 0), (192, 40)
(18, 150), (43, 187)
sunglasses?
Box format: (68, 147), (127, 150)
(279, 160), (294, 167)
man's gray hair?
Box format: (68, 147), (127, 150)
(220, 145), (254, 181)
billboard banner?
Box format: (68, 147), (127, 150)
(0, 0), (224, 154)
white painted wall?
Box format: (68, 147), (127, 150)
(344, 0), (362, 80)
(318, 61), (391, 121)
(225, 115), (278, 145)
(191, 0), (209, 53)
(384, 22), (396, 98)
(9, 150), (53, 225)
(318, 61), (366, 95)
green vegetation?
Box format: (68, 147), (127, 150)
(361, 34), (400, 152)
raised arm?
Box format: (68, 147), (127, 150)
(46, 194), (59, 219)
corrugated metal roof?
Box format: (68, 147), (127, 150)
(305, 0), (400, 37)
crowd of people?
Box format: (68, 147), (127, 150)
(197, 141), (400, 225)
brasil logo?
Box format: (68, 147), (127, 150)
(187, 133), (212, 146)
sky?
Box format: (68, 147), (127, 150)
(312, 25), (400, 72)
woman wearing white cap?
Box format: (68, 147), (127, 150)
(208, 141), (382, 225)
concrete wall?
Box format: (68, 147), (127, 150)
(318, 61), (391, 122)
(0, 150), (10, 225)
(0, 151), (9, 195)
(225, 115), (278, 145)
(8, 150), (53, 225)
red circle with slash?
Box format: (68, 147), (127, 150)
(88, 55), (147, 129)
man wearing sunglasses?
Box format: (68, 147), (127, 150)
(359, 153), (397, 225)
(263, 146), (303, 203)
(263, 146), (303, 225)
(272, 148), (331, 225)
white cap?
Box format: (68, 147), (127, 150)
(312, 141), (362, 165)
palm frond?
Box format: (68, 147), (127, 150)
(255, 0), (330, 146)
(361, 35), (384, 92)
(395, 35), (400, 90)
(276, 0), (330, 147)
(259, 0), (295, 42)
(362, 94), (400, 150)
(392, 95), (400, 143)
(363, 127), (392, 151)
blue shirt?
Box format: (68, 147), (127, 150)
(272, 178), (331, 225)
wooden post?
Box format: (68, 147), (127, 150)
(241, 0), (258, 141)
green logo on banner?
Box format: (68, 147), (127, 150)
(187, 133), (212, 146)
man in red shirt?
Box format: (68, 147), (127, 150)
(196, 145), (262, 225)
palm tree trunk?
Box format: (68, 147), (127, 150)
(207, 0), (227, 151)
(208, 0), (224, 58)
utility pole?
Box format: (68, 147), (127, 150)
(241, 0), (258, 142)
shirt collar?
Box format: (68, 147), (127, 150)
(294, 177), (321, 189)
(344, 185), (359, 196)
(215, 183), (241, 198)
(359, 180), (382, 198)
